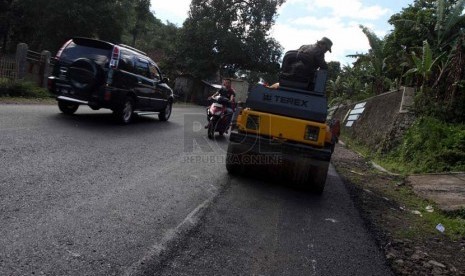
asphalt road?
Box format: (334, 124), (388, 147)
(0, 104), (392, 276)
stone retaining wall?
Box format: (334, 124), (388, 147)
(330, 87), (416, 152)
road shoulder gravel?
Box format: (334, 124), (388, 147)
(331, 143), (465, 275)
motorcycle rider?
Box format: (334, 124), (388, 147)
(205, 79), (236, 131)
(209, 79), (236, 109)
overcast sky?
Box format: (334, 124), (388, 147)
(150, 0), (412, 65)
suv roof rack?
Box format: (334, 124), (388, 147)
(118, 44), (147, 55)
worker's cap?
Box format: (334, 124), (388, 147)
(319, 37), (333, 52)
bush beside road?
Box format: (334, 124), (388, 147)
(0, 79), (51, 98)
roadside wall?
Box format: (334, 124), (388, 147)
(230, 79), (249, 104)
(330, 87), (416, 152)
(0, 43), (51, 88)
(174, 75), (194, 102)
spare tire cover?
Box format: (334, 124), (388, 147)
(68, 58), (98, 92)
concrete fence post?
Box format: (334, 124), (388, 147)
(40, 50), (51, 88)
(15, 43), (28, 80)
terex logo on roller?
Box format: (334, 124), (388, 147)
(262, 93), (308, 107)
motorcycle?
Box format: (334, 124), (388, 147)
(206, 95), (234, 139)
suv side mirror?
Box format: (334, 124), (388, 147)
(161, 77), (169, 83)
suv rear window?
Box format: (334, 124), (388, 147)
(118, 50), (136, 73)
(60, 42), (111, 66)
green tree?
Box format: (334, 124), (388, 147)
(387, 0), (437, 54)
(388, 0), (465, 122)
(387, 0), (465, 56)
(176, 0), (284, 79)
(348, 25), (391, 95)
(126, 18), (181, 81)
(404, 40), (444, 86)
(129, 0), (152, 46)
(327, 76), (343, 102)
(6, 0), (132, 52)
(0, 0), (173, 84)
(0, 0), (15, 52)
(327, 61), (341, 82)
(5, 0), (46, 51)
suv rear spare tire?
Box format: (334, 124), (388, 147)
(68, 58), (98, 93)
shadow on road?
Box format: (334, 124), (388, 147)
(229, 170), (327, 198)
(49, 112), (182, 134)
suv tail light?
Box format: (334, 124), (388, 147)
(110, 46), (120, 68)
(55, 39), (72, 59)
(47, 77), (55, 91)
(104, 89), (112, 101)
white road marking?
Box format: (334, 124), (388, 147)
(123, 197), (214, 276)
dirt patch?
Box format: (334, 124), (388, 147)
(332, 143), (465, 275)
(408, 174), (465, 212)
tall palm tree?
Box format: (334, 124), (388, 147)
(435, 0), (465, 50)
(431, 0), (465, 109)
(393, 0), (465, 51)
(348, 25), (389, 95)
(327, 76), (343, 99)
(404, 40), (444, 86)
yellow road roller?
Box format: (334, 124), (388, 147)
(226, 69), (336, 194)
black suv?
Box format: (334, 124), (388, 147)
(48, 37), (174, 123)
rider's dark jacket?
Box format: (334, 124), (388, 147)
(218, 87), (236, 109)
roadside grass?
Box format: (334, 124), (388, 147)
(339, 134), (465, 241)
(0, 78), (52, 99)
(384, 184), (465, 240)
(341, 117), (465, 175)
(0, 97), (55, 104)
(383, 117), (465, 174)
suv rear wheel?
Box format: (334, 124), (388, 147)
(158, 101), (172, 121)
(58, 100), (79, 115)
(115, 97), (135, 124)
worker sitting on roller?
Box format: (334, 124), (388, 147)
(279, 37), (333, 90)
